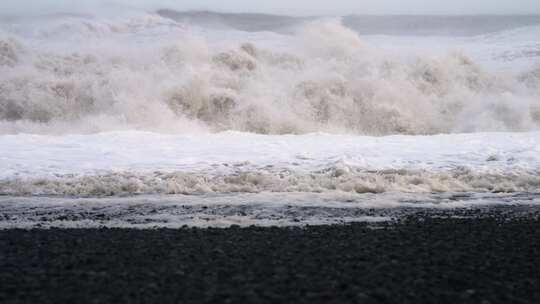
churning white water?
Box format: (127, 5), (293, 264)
(1, 13), (539, 135)
(1, 10), (539, 227)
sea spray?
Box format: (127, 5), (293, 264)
(1, 16), (539, 135)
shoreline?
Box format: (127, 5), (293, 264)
(2, 194), (540, 229)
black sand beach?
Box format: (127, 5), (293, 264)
(1, 209), (540, 304)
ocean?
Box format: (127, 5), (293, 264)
(1, 10), (540, 228)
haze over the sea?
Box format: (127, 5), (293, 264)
(1, 0), (540, 16)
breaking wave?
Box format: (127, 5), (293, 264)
(2, 167), (540, 197)
(1, 15), (540, 135)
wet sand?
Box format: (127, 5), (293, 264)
(1, 210), (540, 304)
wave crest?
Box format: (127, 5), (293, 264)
(0, 19), (539, 135)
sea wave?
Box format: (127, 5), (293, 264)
(2, 167), (539, 197)
(1, 17), (539, 135)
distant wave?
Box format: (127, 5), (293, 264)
(156, 9), (309, 33)
(158, 10), (540, 36)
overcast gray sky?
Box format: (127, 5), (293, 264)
(1, 0), (540, 16)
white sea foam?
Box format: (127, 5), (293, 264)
(2, 192), (540, 229)
(0, 15), (539, 135)
(1, 131), (539, 196)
